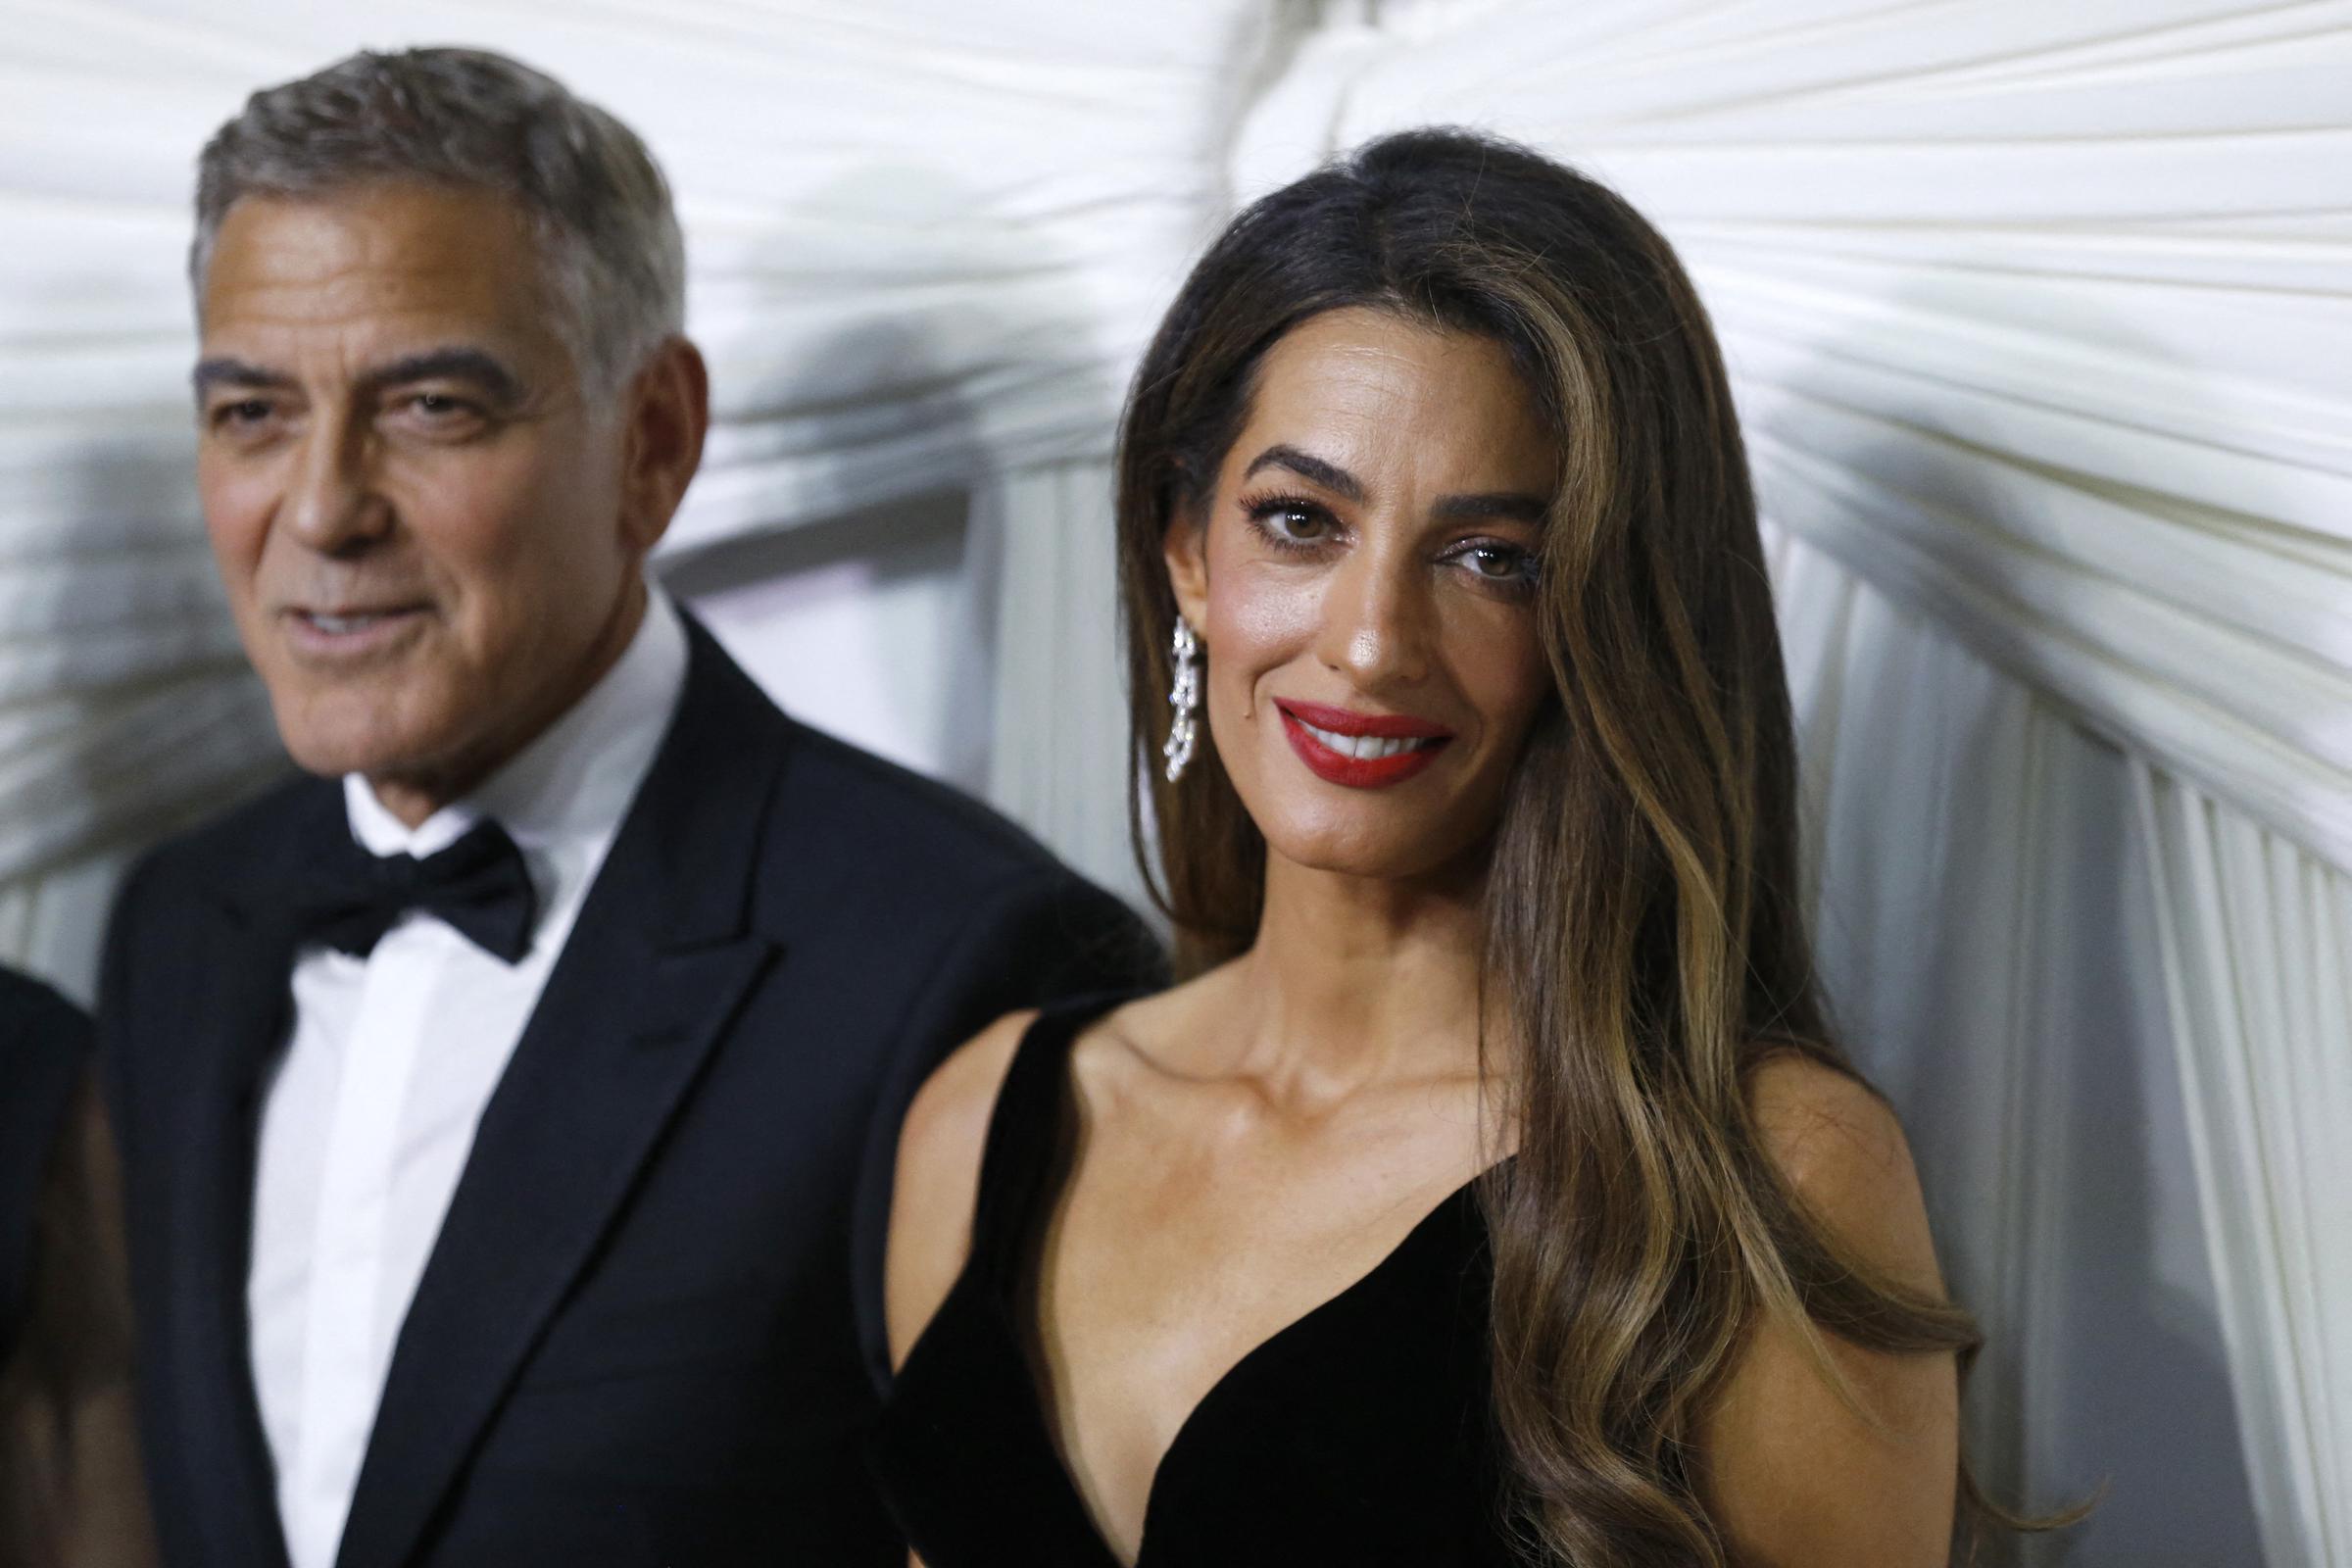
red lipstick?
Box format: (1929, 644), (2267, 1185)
(1275, 700), (1454, 789)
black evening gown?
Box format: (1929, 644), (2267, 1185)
(871, 994), (1518, 1567)
(0, 965), (89, 1362)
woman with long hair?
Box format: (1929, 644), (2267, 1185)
(873, 128), (1987, 1566)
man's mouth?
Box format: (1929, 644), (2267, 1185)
(298, 610), (410, 635)
(280, 604), (431, 655)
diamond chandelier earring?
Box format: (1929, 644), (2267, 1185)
(1162, 618), (1201, 783)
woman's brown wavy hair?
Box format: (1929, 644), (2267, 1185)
(1116, 128), (2034, 1564)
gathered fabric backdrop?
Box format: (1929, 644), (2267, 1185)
(3, 2), (2345, 1563)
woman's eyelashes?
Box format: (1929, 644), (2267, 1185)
(1240, 490), (1340, 551)
(1440, 537), (1541, 592)
(1238, 490), (1540, 595)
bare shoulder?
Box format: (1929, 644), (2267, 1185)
(883, 1009), (1037, 1372)
(1747, 1053), (1941, 1295)
(1701, 1052), (1960, 1565)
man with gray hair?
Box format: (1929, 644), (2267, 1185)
(99, 46), (1156, 1568)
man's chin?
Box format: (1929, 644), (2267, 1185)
(269, 695), (459, 789)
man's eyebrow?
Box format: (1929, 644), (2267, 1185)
(1432, 491), (1550, 525)
(191, 357), (291, 395)
(191, 348), (528, 404)
(1243, 444), (1364, 502)
(358, 347), (526, 405)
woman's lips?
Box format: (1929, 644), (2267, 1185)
(1275, 700), (1453, 788)
(1277, 699), (1452, 739)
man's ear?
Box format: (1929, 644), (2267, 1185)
(618, 337), (710, 555)
(1161, 500), (1211, 638)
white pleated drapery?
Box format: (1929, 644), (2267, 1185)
(2, 3), (2345, 1564)
(2138, 768), (2352, 1566)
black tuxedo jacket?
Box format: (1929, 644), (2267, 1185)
(1, 965), (90, 1359)
(100, 617), (1162, 1568)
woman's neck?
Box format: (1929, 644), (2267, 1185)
(1212, 849), (1494, 1101)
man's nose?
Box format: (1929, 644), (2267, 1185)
(1316, 547), (1433, 688)
(280, 413), (390, 555)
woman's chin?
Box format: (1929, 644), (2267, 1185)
(1259, 816), (1490, 889)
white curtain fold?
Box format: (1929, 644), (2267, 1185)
(977, 459), (1141, 906)
(2137, 768), (2352, 1568)
(1771, 522), (2267, 1563)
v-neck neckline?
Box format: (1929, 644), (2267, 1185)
(1040, 1173), (1490, 1567)
(1025, 1000), (1503, 1565)
(883, 994), (1507, 1567)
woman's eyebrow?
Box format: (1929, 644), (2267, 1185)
(1242, 445), (1547, 522)
(1433, 492), (1548, 524)
(1244, 444), (1363, 501)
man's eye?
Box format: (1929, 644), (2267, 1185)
(214, 399), (275, 427)
(388, 391), (490, 435)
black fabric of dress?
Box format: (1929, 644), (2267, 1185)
(0, 965), (91, 1361)
(871, 994), (1519, 1567)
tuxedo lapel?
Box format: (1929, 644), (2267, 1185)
(172, 785), (346, 1568)
(335, 624), (790, 1568)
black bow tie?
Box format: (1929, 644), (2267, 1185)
(295, 817), (540, 964)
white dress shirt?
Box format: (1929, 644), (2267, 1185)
(247, 590), (689, 1568)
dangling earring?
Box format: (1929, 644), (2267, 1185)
(1163, 618), (1201, 783)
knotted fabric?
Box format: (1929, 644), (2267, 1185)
(291, 817), (538, 964)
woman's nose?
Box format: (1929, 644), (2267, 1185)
(1315, 546), (1432, 689)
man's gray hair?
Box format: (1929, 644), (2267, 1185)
(191, 47), (685, 396)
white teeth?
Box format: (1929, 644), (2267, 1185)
(1298, 719), (1434, 760)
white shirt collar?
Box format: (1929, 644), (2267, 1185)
(342, 586), (691, 885)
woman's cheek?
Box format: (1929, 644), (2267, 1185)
(1210, 564), (1326, 719)
(1444, 596), (1547, 728)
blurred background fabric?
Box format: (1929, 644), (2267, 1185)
(1, 2), (2345, 1563)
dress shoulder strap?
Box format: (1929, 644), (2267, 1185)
(962, 990), (1131, 1290)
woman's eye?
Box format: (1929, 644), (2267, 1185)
(1454, 542), (1539, 585)
(1244, 496), (1339, 549)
